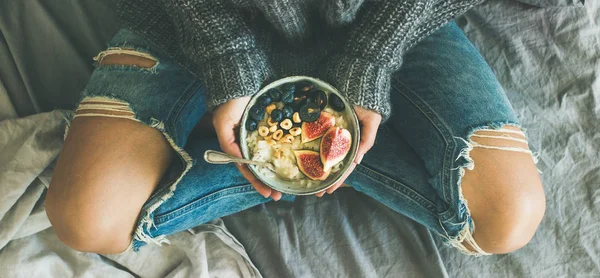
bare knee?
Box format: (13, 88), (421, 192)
(46, 190), (133, 254)
(46, 116), (173, 253)
(460, 126), (546, 254)
(466, 188), (546, 254)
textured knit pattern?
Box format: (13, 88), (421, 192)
(118, 0), (484, 119)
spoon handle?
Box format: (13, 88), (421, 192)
(203, 150), (272, 169)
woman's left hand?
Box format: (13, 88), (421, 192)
(315, 106), (381, 197)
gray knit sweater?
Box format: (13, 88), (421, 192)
(118, 0), (483, 119)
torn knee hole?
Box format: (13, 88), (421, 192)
(75, 97), (138, 121)
(450, 125), (538, 256)
(94, 48), (157, 69)
(467, 126), (532, 155)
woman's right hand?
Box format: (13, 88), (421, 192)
(212, 97), (283, 201)
(314, 105), (381, 197)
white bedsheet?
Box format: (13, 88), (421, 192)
(0, 111), (261, 278)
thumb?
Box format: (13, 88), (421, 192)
(355, 117), (379, 164)
(214, 118), (242, 158)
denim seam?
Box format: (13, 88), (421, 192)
(154, 184), (255, 224)
(438, 205), (459, 222)
(356, 164), (436, 212)
(391, 79), (458, 203)
(168, 80), (204, 142)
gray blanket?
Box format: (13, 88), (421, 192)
(437, 1), (600, 276)
(1, 0), (599, 277)
(224, 1), (600, 276)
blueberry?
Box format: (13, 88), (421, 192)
(249, 105), (265, 121)
(281, 90), (294, 104)
(280, 83), (296, 94)
(271, 109), (283, 122)
(309, 90), (327, 110)
(267, 88), (281, 102)
(299, 103), (321, 122)
(282, 106), (294, 119)
(257, 95), (272, 106)
(245, 119), (258, 131)
(329, 94), (345, 112)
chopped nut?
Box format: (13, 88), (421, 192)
(292, 112), (301, 123)
(267, 118), (278, 126)
(273, 129), (284, 140)
(258, 126), (269, 137)
(280, 119), (293, 130)
(289, 127), (302, 136)
(265, 103), (277, 114)
(269, 124), (278, 133)
(281, 134), (294, 144)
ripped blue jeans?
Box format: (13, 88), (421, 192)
(74, 21), (533, 255)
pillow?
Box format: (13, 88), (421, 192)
(514, 0), (584, 7)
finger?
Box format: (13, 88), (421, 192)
(270, 190), (283, 201)
(239, 164), (283, 201)
(236, 163), (272, 198)
(215, 123), (283, 200)
(327, 162), (356, 194)
(215, 123), (243, 158)
(315, 191), (326, 197)
(236, 157), (284, 200)
(355, 119), (379, 164)
(215, 127), (270, 196)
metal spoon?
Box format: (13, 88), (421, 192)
(203, 150), (276, 172)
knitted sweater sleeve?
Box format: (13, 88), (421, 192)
(160, 0), (272, 110)
(321, 0), (482, 120)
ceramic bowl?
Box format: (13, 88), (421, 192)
(239, 76), (360, 195)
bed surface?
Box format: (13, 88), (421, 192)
(1, 0), (599, 277)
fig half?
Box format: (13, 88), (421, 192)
(320, 127), (352, 171)
(301, 111), (335, 143)
(294, 150), (330, 181)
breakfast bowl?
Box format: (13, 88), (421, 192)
(239, 76), (360, 195)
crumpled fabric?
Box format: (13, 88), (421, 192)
(0, 111), (262, 278)
(435, 1), (600, 276)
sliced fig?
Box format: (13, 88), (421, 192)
(301, 111), (335, 143)
(320, 127), (352, 171)
(294, 150), (330, 181)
